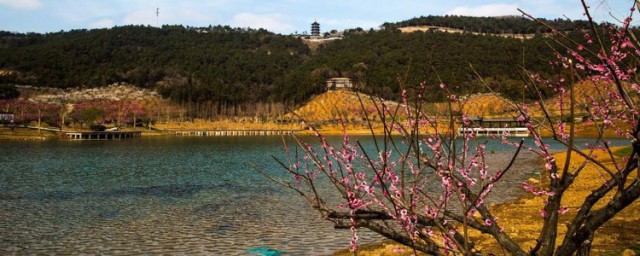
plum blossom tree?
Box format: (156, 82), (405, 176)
(128, 101), (147, 129)
(263, 2), (640, 255)
(3, 95), (61, 131)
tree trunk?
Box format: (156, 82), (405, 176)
(60, 111), (66, 131)
(37, 107), (41, 134)
(577, 232), (594, 256)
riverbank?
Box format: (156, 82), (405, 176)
(1, 117), (629, 141)
(153, 119), (630, 138)
(0, 127), (166, 141)
(333, 147), (640, 255)
(0, 128), (56, 140)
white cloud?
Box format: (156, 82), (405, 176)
(122, 9), (157, 26)
(0, 0), (42, 9)
(231, 12), (293, 33)
(447, 3), (520, 17)
(90, 19), (115, 29)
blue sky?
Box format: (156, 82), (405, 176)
(0, 0), (635, 34)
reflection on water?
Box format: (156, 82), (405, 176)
(0, 136), (628, 255)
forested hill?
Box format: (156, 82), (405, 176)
(384, 15), (594, 34)
(0, 19), (590, 116)
(0, 25), (310, 105)
(295, 29), (558, 101)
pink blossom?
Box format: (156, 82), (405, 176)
(350, 232), (359, 251)
(391, 247), (406, 253)
(521, 182), (555, 197)
(540, 210), (548, 218)
(621, 40), (634, 49)
(558, 206), (569, 215)
(545, 162), (553, 170)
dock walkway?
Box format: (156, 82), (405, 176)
(64, 131), (142, 140)
(169, 130), (298, 136)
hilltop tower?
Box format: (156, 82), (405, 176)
(311, 21), (320, 37)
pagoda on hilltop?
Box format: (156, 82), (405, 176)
(311, 20), (320, 37)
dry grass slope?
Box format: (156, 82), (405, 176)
(288, 90), (403, 123)
(398, 26), (538, 39)
(460, 93), (519, 117)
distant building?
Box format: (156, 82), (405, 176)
(326, 77), (353, 90)
(0, 112), (14, 121)
(311, 21), (320, 37)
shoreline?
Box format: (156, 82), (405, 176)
(1, 118), (628, 141)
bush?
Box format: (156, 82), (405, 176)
(0, 84), (19, 100)
(89, 124), (106, 131)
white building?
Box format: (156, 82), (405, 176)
(326, 77), (353, 90)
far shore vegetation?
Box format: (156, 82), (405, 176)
(0, 85), (631, 140)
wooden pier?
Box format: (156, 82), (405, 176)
(457, 117), (530, 137)
(169, 130), (297, 136)
(64, 131), (142, 140)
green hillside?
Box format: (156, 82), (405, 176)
(0, 16), (605, 118)
(383, 15), (594, 34)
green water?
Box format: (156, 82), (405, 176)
(0, 136), (391, 255)
(0, 136), (629, 255)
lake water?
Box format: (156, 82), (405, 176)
(0, 135), (629, 255)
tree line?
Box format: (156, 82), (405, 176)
(382, 15), (596, 34)
(0, 17), (614, 118)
